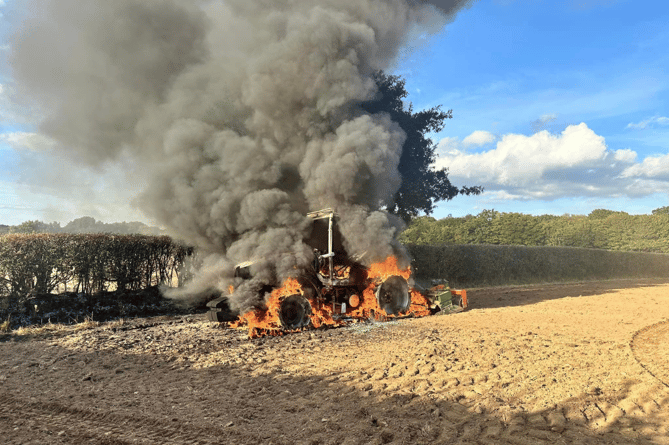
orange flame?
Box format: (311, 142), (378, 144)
(232, 277), (303, 338)
(348, 256), (432, 320)
(408, 289), (432, 317)
(307, 296), (341, 329)
(367, 256), (411, 281)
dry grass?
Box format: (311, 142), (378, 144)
(6, 315), (100, 339)
(72, 314), (100, 331)
(0, 315), (10, 333)
(13, 321), (68, 338)
(105, 318), (127, 330)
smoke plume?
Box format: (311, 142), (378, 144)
(9, 0), (473, 311)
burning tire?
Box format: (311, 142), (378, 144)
(278, 294), (312, 330)
(376, 275), (411, 316)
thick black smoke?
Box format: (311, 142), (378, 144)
(9, 0), (473, 311)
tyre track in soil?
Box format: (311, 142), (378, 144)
(2, 279), (669, 445)
(349, 279), (669, 444)
(631, 319), (669, 389)
(350, 326), (666, 444)
(0, 391), (256, 445)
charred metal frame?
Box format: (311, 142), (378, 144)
(306, 208), (338, 289)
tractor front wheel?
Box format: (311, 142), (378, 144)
(278, 294), (312, 330)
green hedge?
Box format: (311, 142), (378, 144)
(0, 234), (193, 298)
(4, 235), (668, 299)
(406, 244), (669, 287)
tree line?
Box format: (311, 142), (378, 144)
(0, 216), (164, 236)
(399, 207), (669, 253)
(7, 207), (669, 254)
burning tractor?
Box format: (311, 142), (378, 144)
(206, 209), (465, 337)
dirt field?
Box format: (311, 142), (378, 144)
(2, 278), (669, 444)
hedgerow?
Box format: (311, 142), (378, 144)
(407, 244), (669, 287)
(3, 234), (668, 303)
(0, 234), (193, 299)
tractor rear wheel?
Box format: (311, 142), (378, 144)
(376, 275), (411, 316)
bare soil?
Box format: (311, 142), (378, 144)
(2, 278), (669, 444)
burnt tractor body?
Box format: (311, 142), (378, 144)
(206, 209), (437, 333)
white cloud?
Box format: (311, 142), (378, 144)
(486, 190), (524, 200)
(436, 136), (462, 155)
(626, 116), (669, 130)
(621, 153), (669, 179)
(436, 130), (496, 157)
(462, 130), (496, 148)
(613, 148), (637, 163)
(530, 113), (560, 133)
(0, 132), (56, 151)
(538, 113), (557, 123)
(436, 123), (607, 186)
(431, 123), (669, 202)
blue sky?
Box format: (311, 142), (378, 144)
(397, 0), (669, 219)
(1, 0), (668, 225)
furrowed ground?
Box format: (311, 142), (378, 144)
(1, 279), (669, 444)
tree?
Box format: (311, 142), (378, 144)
(588, 209), (616, 219)
(10, 220), (41, 234)
(652, 206), (669, 215)
(8, 220), (61, 234)
(360, 72), (482, 222)
(64, 216), (98, 233)
(588, 209), (628, 219)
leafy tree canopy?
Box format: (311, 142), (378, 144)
(399, 208), (669, 253)
(10, 220), (46, 234)
(588, 209), (628, 219)
(1, 218), (164, 236)
(360, 72), (482, 222)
